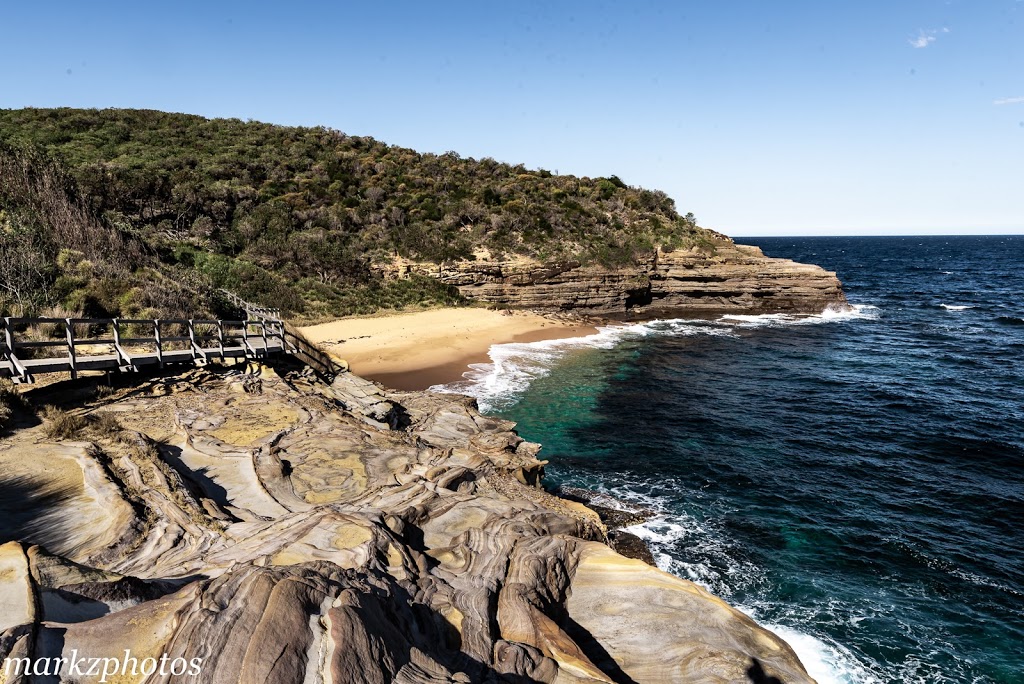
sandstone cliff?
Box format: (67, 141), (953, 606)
(0, 364), (815, 683)
(389, 240), (846, 320)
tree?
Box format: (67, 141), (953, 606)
(0, 220), (53, 315)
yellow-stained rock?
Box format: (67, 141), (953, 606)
(565, 543), (814, 683)
(0, 542), (34, 633)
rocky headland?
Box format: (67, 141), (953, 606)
(386, 239), (847, 320)
(0, 361), (815, 683)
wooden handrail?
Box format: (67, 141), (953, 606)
(1, 289), (342, 384)
(216, 289), (282, 322)
(0, 314), (296, 383)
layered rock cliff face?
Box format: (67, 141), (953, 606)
(0, 364), (815, 683)
(392, 241), (846, 319)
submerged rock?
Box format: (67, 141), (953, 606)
(558, 486), (658, 528)
(607, 529), (658, 566)
(0, 364), (815, 683)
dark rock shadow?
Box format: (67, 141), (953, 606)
(561, 615), (639, 684)
(158, 444), (241, 522)
(32, 624), (67, 684)
(748, 658), (785, 684)
(389, 401), (412, 431)
(0, 475), (80, 552)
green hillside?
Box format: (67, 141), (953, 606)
(0, 107), (711, 319)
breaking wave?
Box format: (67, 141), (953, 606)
(430, 304), (878, 412)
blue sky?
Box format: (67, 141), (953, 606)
(1, 0), (1021, 236)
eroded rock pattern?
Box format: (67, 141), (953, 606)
(385, 241), (847, 319)
(390, 243), (846, 319)
(0, 365), (814, 683)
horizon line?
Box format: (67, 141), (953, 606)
(731, 232), (1024, 238)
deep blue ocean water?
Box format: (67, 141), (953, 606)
(435, 235), (1024, 683)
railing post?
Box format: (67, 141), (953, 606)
(65, 318), (78, 380)
(111, 318), (135, 372)
(261, 321), (268, 356)
(112, 318), (123, 367)
(218, 320), (225, 358)
(3, 318), (32, 383)
(154, 319), (164, 368)
(2, 318), (12, 361)
(274, 321), (286, 352)
(188, 319), (197, 360)
(241, 320), (256, 359)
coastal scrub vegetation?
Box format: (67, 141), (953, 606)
(0, 141), (225, 320)
(41, 405), (87, 439)
(0, 107), (712, 318)
(0, 378), (27, 431)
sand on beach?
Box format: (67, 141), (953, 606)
(298, 308), (597, 390)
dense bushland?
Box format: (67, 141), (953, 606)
(1, 108), (711, 318)
(0, 141), (224, 319)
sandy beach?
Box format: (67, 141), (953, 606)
(298, 308), (597, 390)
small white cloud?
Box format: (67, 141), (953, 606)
(994, 96), (1024, 105)
(910, 33), (935, 48)
(910, 27), (950, 48)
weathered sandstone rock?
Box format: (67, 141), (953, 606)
(0, 364), (815, 683)
(390, 242), (846, 319)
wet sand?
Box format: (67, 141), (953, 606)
(298, 308), (596, 391)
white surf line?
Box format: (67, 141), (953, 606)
(430, 303), (878, 411)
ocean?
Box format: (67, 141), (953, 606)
(433, 235), (1024, 683)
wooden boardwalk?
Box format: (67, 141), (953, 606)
(2, 316), (293, 384)
(3, 287), (346, 383)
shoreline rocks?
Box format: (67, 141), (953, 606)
(0, 363), (815, 683)
(557, 486), (660, 566)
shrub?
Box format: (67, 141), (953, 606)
(41, 405), (87, 439)
(88, 411), (122, 435)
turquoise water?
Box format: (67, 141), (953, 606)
(434, 236), (1024, 683)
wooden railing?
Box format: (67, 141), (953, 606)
(1, 317), (291, 384)
(218, 289), (281, 321)
(216, 289), (345, 379)
(2, 288), (348, 383)
(279, 322), (346, 380)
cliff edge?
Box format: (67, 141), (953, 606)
(388, 239), (847, 320)
(0, 364), (815, 683)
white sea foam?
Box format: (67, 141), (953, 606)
(939, 304), (974, 311)
(429, 321), (655, 411)
(720, 303), (879, 328)
(742, 614), (882, 684)
(429, 318), (741, 411)
(430, 303), (879, 410)
(621, 501), (883, 684)
(622, 518), (690, 574)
